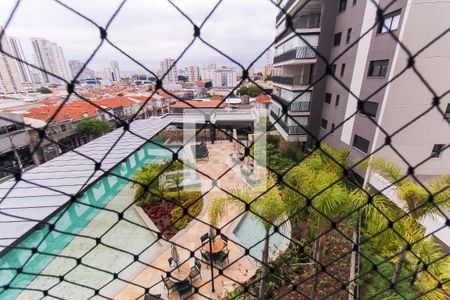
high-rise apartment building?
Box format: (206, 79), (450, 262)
(31, 37), (70, 84)
(200, 63), (217, 81)
(187, 65), (199, 82)
(160, 58), (178, 82)
(272, 0), (450, 178)
(0, 28), (24, 93)
(111, 60), (121, 82)
(7, 37), (32, 84)
(212, 66), (237, 88)
(68, 60), (94, 80)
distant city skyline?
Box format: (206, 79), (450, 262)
(0, 0), (277, 74)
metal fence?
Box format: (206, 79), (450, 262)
(0, 0), (449, 300)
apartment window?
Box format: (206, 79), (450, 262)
(445, 104), (450, 119)
(339, 0), (347, 12)
(325, 93), (332, 104)
(0, 127), (7, 135)
(368, 60), (389, 77)
(331, 123), (336, 133)
(334, 32), (342, 46)
(362, 101), (379, 118)
(330, 64), (336, 76)
(353, 134), (370, 153)
(353, 0), (357, 6)
(431, 144), (444, 158)
(60, 124), (67, 132)
(335, 95), (340, 106)
(340, 64), (346, 77)
(321, 118), (328, 129)
(346, 28), (352, 44)
(377, 10), (401, 33)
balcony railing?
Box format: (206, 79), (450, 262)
(270, 110), (306, 135)
(272, 75), (311, 86)
(275, 13), (321, 42)
(273, 46), (316, 64)
(276, 0), (297, 22)
(271, 94), (310, 112)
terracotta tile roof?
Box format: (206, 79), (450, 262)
(25, 101), (99, 122)
(170, 100), (225, 109)
(93, 97), (136, 108)
(255, 94), (272, 104)
(210, 95), (223, 101)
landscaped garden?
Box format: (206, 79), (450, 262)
(221, 142), (449, 299)
(132, 160), (203, 239)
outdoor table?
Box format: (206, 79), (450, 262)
(168, 261), (191, 282)
(202, 236), (225, 254)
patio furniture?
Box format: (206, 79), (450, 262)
(200, 233), (209, 245)
(189, 258), (202, 282)
(216, 248), (230, 268)
(161, 275), (176, 298)
(176, 280), (193, 299)
(191, 143), (209, 160)
(220, 234), (229, 247)
(202, 235), (225, 254)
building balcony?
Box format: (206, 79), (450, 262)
(275, 14), (321, 42)
(273, 46), (316, 64)
(272, 74), (312, 87)
(276, 0), (297, 22)
(271, 94), (310, 112)
(270, 109), (306, 136)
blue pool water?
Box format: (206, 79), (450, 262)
(233, 213), (288, 261)
(0, 142), (178, 299)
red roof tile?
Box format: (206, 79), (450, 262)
(255, 94), (272, 104)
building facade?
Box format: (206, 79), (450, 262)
(187, 65), (200, 82)
(272, 0), (450, 179)
(0, 28), (24, 94)
(31, 37), (70, 84)
(160, 58), (178, 83)
(212, 66), (237, 88)
(200, 63), (217, 81)
(7, 37), (33, 85)
(111, 60), (121, 82)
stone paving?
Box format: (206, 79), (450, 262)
(115, 141), (258, 300)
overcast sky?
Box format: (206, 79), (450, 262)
(0, 0), (277, 74)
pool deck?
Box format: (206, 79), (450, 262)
(115, 141), (259, 299)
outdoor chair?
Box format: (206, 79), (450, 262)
(220, 234), (229, 247)
(200, 233), (209, 245)
(188, 258), (202, 282)
(216, 248), (230, 268)
(200, 249), (211, 269)
(176, 280), (193, 300)
(161, 275), (176, 298)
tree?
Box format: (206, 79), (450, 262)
(236, 85), (264, 97)
(170, 171), (184, 203)
(77, 117), (113, 138)
(209, 182), (285, 299)
(364, 157), (450, 286)
(283, 143), (355, 298)
(37, 87), (52, 94)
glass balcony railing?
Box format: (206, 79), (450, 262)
(275, 13), (321, 42)
(273, 46), (316, 64)
(272, 74), (312, 86)
(271, 94), (310, 112)
(276, 0), (297, 22)
(270, 109), (307, 135)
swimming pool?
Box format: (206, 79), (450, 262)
(233, 213), (290, 262)
(0, 142), (179, 299)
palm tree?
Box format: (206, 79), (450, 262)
(170, 171), (184, 203)
(283, 144), (354, 298)
(209, 183), (285, 299)
(366, 157), (450, 285)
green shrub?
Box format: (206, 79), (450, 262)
(170, 191), (203, 230)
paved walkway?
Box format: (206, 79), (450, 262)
(116, 141), (258, 299)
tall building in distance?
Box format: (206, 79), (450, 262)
(271, 0), (450, 179)
(31, 37), (70, 84)
(200, 63), (217, 81)
(212, 66), (237, 88)
(0, 27), (24, 93)
(187, 65), (199, 82)
(160, 58), (178, 82)
(8, 37), (32, 84)
(68, 60), (94, 80)
(111, 60), (121, 82)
